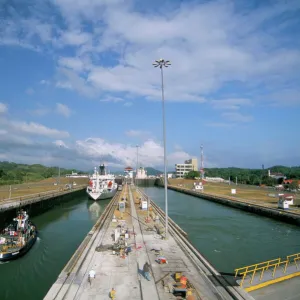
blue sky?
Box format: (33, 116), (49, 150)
(0, 0), (299, 171)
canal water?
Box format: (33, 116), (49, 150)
(0, 196), (109, 300)
(143, 187), (300, 273)
(1, 187), (300, 300)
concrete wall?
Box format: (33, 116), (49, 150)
(169, 185), (300, 226)
(135, 178), (156, 187)
(0, 189), (85, 230)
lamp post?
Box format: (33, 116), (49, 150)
(136, 145), (139, 180)
(58, 144), (62, 184)
(153, 58), (171, 239)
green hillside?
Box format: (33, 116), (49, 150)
(144, 167), (162, 176)
(0, 161), (84, 185)
(204, 166), (300, 185)
(1, 161), (299, 186)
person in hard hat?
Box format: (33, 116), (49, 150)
(143, 262), (151, 281)
(88, 269), (95, 285)
(110, 288), (116, 299)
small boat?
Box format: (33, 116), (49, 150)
(0, 210), (37, 262)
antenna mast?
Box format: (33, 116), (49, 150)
(200, 145), (204, 180)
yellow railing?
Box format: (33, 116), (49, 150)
(235, 252), (300, 287)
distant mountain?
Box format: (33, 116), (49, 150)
(145, 167), (162, 176)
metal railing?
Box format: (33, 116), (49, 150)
(235, 253), (300, 287)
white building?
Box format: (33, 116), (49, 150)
(175, 158), (198, 178)
(65, 171), (89, 178)
(136, 167), (148, 179)
(124, 167), (134, 179)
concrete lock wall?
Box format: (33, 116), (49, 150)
(135, 178), (157, 187)
(168, 185), (300, 226)
(0, 189), (85, 229)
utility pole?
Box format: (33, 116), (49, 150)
(58, 144), (62, 184)
(136, 145), (139, 181)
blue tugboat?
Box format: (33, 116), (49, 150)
(0, 210), (37, 262)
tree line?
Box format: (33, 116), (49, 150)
(0, 161), (84, 185)
(184, 166), (300, 187)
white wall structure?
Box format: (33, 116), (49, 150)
(65, 171), (89, 178)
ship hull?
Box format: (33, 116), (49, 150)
(0, 230), (37, 262)
(87, 188), (117, 201)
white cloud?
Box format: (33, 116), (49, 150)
(222, 112), (253, 123)
(0, 129), (8, 135)
(56, 68), (95, 97)
(25, 88), (35, 95)
(56, 81), (73, 90)
(125, 130), (150, 137)
(60, 31), (92, 46)
(266, 89), (300, 106)
(75, 138), (189, 168)
(205, 122), (234, 128)
(56, 103), (72, 118)
(40, 79), (50, 85)
(1, 1), (298, 104)
(100, 96), (124, 102)
(168, 151), (190, 165)
(0, 102), (8, 114)
(53, 140), (69, 148)
(30, 107), (50, 116)
(211, 98), (252, 110)
(58, 57), (85, 72)
(0, 117), (69, 138)
(124, 102), (133, 107)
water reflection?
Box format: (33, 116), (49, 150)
(87, 201), (102, 221)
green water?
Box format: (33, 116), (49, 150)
(0, 196), (109, 300)
(143, 187), (300, 273)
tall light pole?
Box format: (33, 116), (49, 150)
(58, 144), (62, 184)
(136, 145), (139, 179)
(153, 58), (171, 239)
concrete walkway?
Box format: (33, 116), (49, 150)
(45, 187), (158, 300)
(45, 185), (253, 300)
(128, 186), (160, 300)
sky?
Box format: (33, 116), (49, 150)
(0, 0), (299, 171)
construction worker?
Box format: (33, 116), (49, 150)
(110, 288), (116, 299)
(88, 269), (95, 285)
(143, 262), (151, 281)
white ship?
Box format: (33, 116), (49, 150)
(86, 164), (118, 201)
